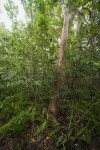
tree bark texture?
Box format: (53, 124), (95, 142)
(48, 5), (72, 115)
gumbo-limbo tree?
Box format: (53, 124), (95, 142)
(48, 0), (100, 115)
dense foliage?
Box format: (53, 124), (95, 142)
(0, 0), (100, 149)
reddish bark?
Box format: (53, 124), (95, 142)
(48, 5), (72, 115)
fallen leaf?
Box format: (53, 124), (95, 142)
(31, 138), (36, 143)
(46, 136), (49, 140)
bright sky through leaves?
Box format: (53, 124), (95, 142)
(0, 0), (26, 30)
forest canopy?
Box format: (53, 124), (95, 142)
(0, 0), (100, 149)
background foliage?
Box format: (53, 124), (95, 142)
(0, 0), (100, 149)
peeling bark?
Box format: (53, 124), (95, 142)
(48, 5), (72, 115)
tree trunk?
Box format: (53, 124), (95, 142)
(48, 5), (71, 115)
(77, 17), (82, 49)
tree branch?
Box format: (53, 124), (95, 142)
(82, 7), (92, 19)
(58, 2), (89, 24)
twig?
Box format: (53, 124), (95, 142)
(75, 120), (90, 140)
(68, 103), (74, 137)
(82, 102), (100, 118)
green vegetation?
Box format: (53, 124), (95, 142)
(0, 0), (100, 149)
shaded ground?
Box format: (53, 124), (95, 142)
(0, 112), (100, 150)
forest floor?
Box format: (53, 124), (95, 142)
(0, 111), (100, 150)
